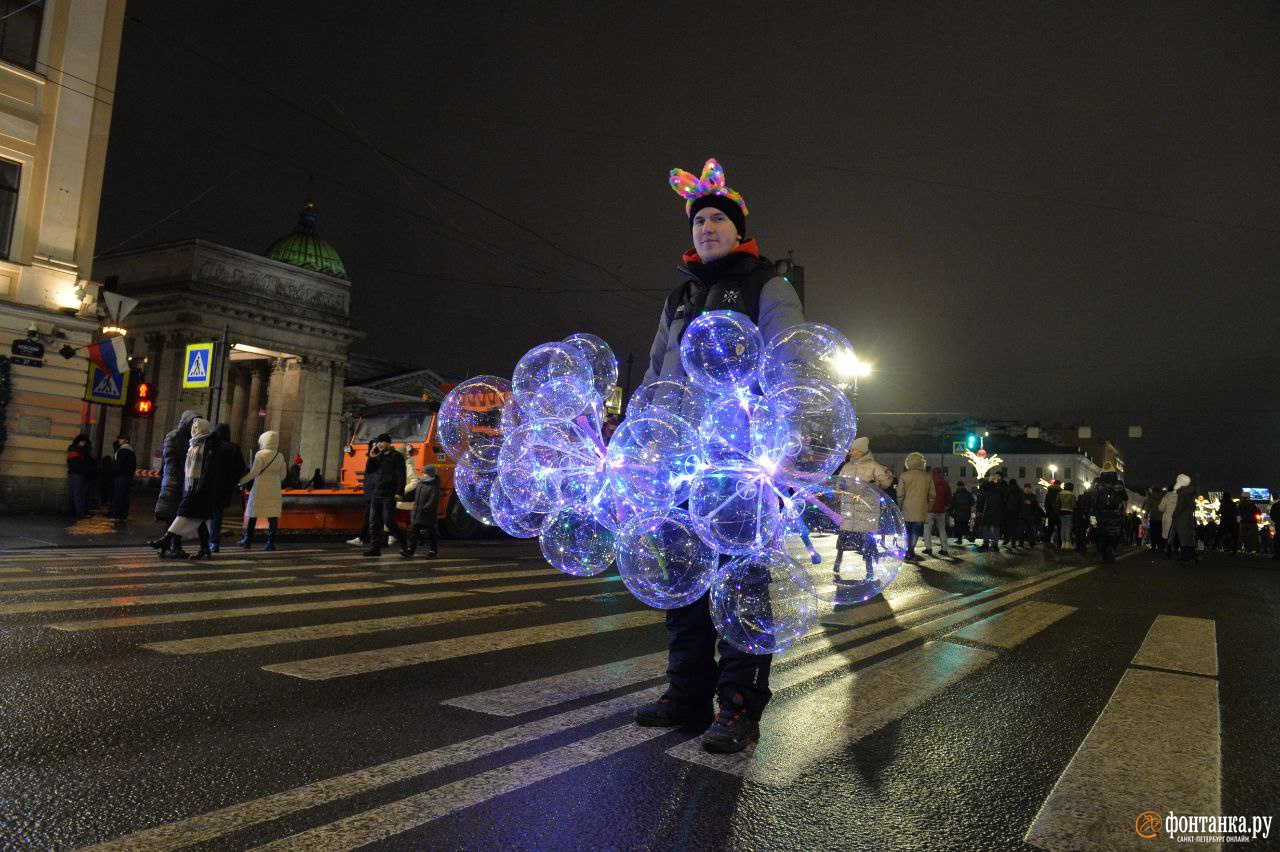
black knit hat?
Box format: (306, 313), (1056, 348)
(688, 194), (746, 239)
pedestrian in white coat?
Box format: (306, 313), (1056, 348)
(1158, 483), (1180, 556)
(237, 430), (286, 550)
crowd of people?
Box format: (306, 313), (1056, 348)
(850, 438), (1279, 565)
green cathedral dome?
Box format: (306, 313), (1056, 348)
(264, 199), (348, 279)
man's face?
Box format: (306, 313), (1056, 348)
(692, 206), (740, 262)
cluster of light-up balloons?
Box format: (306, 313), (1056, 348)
(439, 314), (907, 655)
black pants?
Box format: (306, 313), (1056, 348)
(410, 521), (437, 554)
(952, 515), (970, 542)
(665, 590), (772, 720)
(368, 498), (407, 551)
(357, 499), (372, 543)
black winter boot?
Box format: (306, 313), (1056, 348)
(700, 691), (760, 754)
(236, 519), (254, 548)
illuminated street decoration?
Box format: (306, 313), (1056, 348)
(961, 447), (1004, 480)
(440, 318), (906, 654)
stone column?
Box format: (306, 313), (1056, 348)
(227, 365), (248, 447)
(242, 362), (267, 452)
(275, 358), (305, 460)
(297, 358), (335, 484)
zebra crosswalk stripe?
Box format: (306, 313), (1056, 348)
(82, 558), (1087, 849)
(47, 591), (473, 632)
(0, 582), (388, 616)
(0, 575), (302, 598)
(262, 609), (664, 680)
(141, 601), (546, 655)
(1024, 616), (1221, 851)
(255, 724), (672, 852)
(945, 601), (1077, 649)
(387, 569), (555, 586)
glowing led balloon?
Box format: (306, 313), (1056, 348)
(512, 342), (594, 422)
(605, 413), (697, 512)
(540, 505), (615, 576)
(699, 392), (768, 464)
(587, 477), (641, 533)
(616, 510), (720, 609)
(453, 457), (498, 526)
(563, 333), (619, 401)
(500, 396), (529, 434)
(760, 323), (855, 394)
(489, 477), (546, 539)
(626, 376), (715, 424)
(679, 310), (764, 393)
(710, 550), (819, 654)
(759, 379), (857, 487)
(780, 476), (905, 603)
(498, 421), (603, 515)
(688, 466), (783, 555)
(438, 376), (511, 470)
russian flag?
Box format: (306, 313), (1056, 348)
(87, 337), (128, 376)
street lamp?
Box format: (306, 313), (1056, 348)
(832, 350), (872, 401)
(1049, 463), (1057, 482)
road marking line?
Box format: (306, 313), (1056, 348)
(47, 591), (473, 632)
(253, 725), (671, 851)
(0, 567), (265, 586)
(142, 601), (546, 654)
(1023, 668), (1220, 851)
(668, 641), (997, 785)
(387, 568), (555, 586)
(945, 601), (1078, 649)
(262, 609), (664, 680)
(0, 582), (388, 616)
(821, 587), (959, 627)
(0, 575), (302, 598)
(85, 561), (1084, 849)
(471, 576), (620, 594)
(1130, 614), (1218, 676)
(445, 589), (960, 717)
(555, 590), (633, 603)
(81, 685), (667, 852)
(443, 650), (669, 715)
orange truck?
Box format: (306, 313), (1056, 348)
(277, 400), (483, 538)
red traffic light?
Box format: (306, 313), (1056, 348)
(133, 381), (153, 417)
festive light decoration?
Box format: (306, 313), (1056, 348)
(668, 158), (748, 216)
(961, 447), (1003, 480)
(440, 321), (900, 655)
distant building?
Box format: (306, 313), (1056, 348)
(0, 1), (125, 511)
(95, 201), (362, 481)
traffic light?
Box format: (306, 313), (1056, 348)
(965, 433), (978, 450)
(133, 381), (153, 417)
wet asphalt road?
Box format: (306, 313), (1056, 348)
(0, 539), (1276, 851)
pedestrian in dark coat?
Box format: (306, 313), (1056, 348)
(1017, 485), (1042, 547)
(405, 464), (441, 559)
(1169, 474), (1198, 562)
(363, 433), (408, 556)
(1270, 500), (1280, 560)
(975, 473), (1008, 551)
(108, 437), (137, 520)
(64, 434), (93, 518)
(207, 423), (247, 552)
(347, 442), (380, 547)
(149, 418), (220, 559)
(1044, 481), (1062, 546)
(950, 482), (975, 544)
(1142, 486), (1163, 550)
(1091, 463), (1129, 562)
(1075, 488), (1095, 553)
(1217, 492), (1239, 553)
(155, 409), (199, 524)
(1003, 479), (1022, 545)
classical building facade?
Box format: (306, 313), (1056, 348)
(0, 0), (125, 511)
(94, 202), (362, 481)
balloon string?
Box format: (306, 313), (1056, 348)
(573, 416), (608, 456)
(802, 492), (844, 525)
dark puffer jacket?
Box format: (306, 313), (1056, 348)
(155, 409), (199, 520)
(644, 240), (804, 382)
(976, 479), (1008, 526)
(1091, 470), (1128, 539)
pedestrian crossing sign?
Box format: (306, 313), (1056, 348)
(952, 441), (967, 455)
(182, 342), (215, 388)
(84, 364), (130, 406)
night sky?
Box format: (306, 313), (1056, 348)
(94, 2), (1279, 492)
